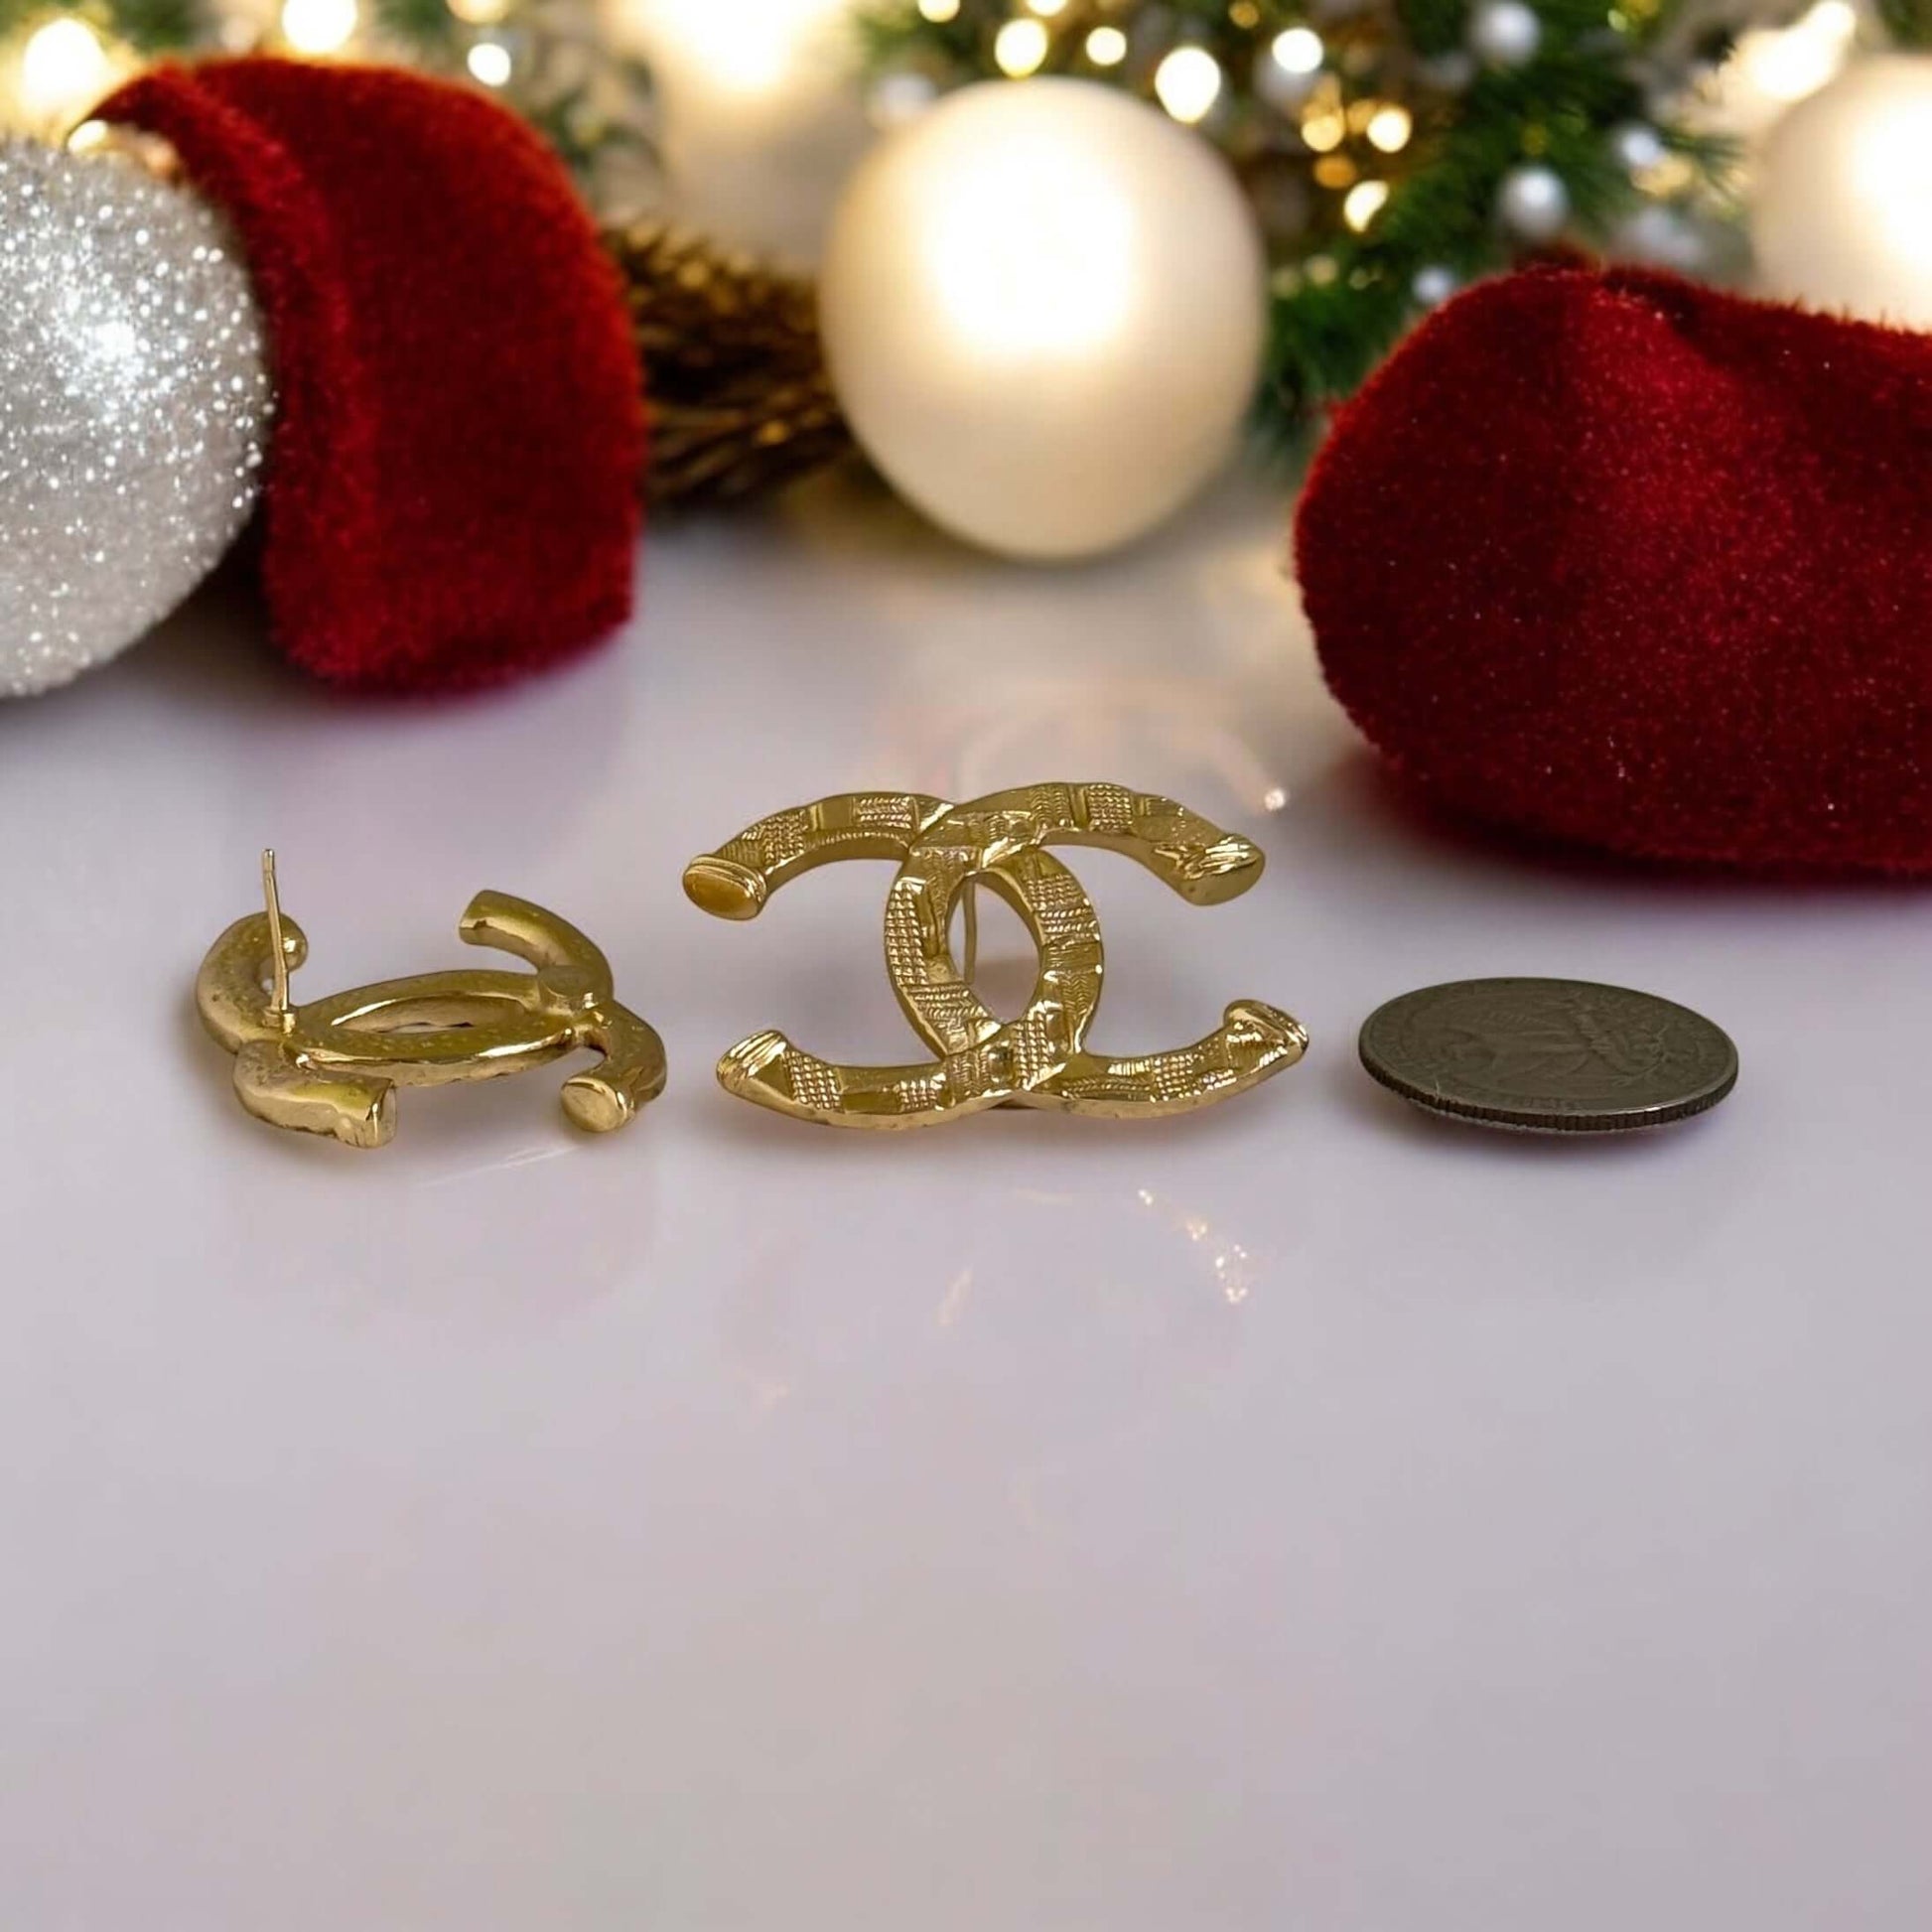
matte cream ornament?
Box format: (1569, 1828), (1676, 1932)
(817, 79), (1267, 561)
(0, 141), (271, 697)
(1754, 56), (1932, 332)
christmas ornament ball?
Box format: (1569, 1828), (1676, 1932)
(1754, 56), (1932, 332)
(1467, 0), (1542, 69)
(1609, 120), (1666, 174)
(818, 79), (1267, 561)
(1497, 163), (1570, 242)
(0, 142), (271, 697)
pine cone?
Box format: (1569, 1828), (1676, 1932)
(604, 217), (854, 509)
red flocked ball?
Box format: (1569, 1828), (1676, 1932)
(98, 59), (644, 693)
(1296, 267), (1932, 874)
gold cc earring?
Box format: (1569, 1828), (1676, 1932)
(197, 852), (666, 1148)
(682, 781), (1309, 1129)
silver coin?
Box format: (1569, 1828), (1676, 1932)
(1359, 978), (1738, 1135)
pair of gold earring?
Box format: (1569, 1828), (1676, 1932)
(198, 782), (1310, 1148)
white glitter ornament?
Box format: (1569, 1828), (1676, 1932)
(0, 142), (272, 697)
(1608, 119), (1666, 174)
(1497, 162), (1570, 241)
(1467, 0), (1542, 69)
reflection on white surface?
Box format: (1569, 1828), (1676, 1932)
(410, 1142), (577, 1189)
(2, 477), (1931, 1928)
(935, 1266), (973, 1328)
(886, 670), (1295, 820)
(1139, 1186), (1259, 1304)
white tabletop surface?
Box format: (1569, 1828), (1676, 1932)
(4, 471), (1928, 1930)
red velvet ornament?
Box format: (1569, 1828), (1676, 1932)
(98, 59), (644, 692)
(1296, 267), (1932, 875)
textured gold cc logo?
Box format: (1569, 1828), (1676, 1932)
(683, 782), (1308, 1128)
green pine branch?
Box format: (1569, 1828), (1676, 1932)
(1876, 0), (1932, 43)
(0, 0), (207, 53)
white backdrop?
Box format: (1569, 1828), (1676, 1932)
(3, 476), (1928, 1928)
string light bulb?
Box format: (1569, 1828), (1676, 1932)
(995, 18), (1050, 76)
(1154, 46), (1223, 124)
(1367, 103), (1412, 152)
(1085, 26), (1127, 67)
(1301, 107), (1345, 152)
(917, 0), (960, 17)
(466, 39), (512, 84)
(1271, 27), (1324, 75)
(1343, 179), (1390, 230)
(280, 0), (358, 54)
(19, 17), (111, 123)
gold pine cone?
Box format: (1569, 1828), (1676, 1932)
(604, 217), (854, 510)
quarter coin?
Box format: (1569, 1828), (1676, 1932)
(1359, 978), (1738, 1135)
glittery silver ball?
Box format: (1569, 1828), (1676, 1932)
(0, 142), (272, 697)
(1467, 0), (1543, 68)
(1497, 163), (1571, 242)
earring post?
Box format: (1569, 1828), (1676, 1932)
(261, 848), (291, 1021)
